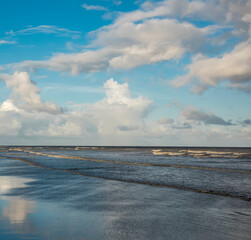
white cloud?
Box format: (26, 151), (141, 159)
(0, 85), (250, 145)
(169, 0), (251, 93)
(4, 0), (251, 83)
(0, 72), (249, 145)
(98, 18), (206, 69)
(82, 4), (107, 11)
(32, 78), (153, 137)
(171, 40), (251, 93)
(0, 78), (153, 140)
(0, 111), (21, 136)
(113, 0), (122, 6)
(13, 17), (208, 73)
(12, 0), (241, 74)
(114, 0), (224, 26)
(0, 176), (35, 224)
(0, 40), (16, 45)
(91, 78), (153, 134)
(6, 25), (81, 39)
(1, 72), (63, 114)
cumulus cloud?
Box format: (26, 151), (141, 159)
(0, 78), (153, 139)
(6, 25), (81, 39)
(12, 0), (224, 74)
(90, 78), (153, 135)
(170, 0), (251, 93)
(181, 107), (234, 126)
(82, 4), (107, 11)
(3, 0), (251, 88)
(0, 0), (250, 146)
(13, 18), (208, 73)
(0, 82), (250, 145)
(1, 72), (63, 114)
(0, 112), (21, 136)
(171, 40), (251, 93)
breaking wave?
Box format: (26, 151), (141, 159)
(152, 149), (251, 158)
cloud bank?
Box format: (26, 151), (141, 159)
(0, 73), (249, 146)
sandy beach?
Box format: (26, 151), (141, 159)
(0, 146), (251, 240)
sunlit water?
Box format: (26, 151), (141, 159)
(0, 146), (251, 239)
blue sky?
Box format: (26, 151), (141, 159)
(0, 0), (251, 146)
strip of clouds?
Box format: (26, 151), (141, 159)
(13, 18), (210, 74)
(82, 4), (107, 11)
(0, 40), (16, 45)
(6, 25), (81, 39)
(114, 0), (224, 26)
(113, 1), (122, 6)
(0, 72), (63, 114)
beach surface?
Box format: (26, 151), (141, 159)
(0, 146), (251, 240)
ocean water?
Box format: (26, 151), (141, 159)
(0, 146), (251, 240)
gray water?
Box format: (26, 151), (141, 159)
(0, 146), (251, 239)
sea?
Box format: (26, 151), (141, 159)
(0, 146), (250, 240)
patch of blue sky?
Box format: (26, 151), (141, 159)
(0, 0), (144, 66)
(200, 83), (251, 121)
(204, 31), (243, 58)
(189, 20), (218, 28)
(0, 0), (106, 33)
(0, 0), (139, 35)
(35, 70), (106, 106)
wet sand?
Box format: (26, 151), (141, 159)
(0, 147), (251, 239)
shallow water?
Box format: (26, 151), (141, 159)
(0, 146), (251, 239)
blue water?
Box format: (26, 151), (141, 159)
(0, 146), (251, 239)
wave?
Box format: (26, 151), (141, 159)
(152, 149), (251, 158)
(0, 155), (250, 202)
(6, 149), (251, 174)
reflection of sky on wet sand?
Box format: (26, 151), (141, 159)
(2, 197), (35, 224)
(0, 175), (105, 240)
(0, 176), (35, 224)
(0, 172), (251, 240)
(0, 176), (34, 195)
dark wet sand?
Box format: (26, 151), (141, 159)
(0, 147), (251, 240)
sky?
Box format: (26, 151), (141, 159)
(0, 0), (251, 146)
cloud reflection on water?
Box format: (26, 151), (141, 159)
(0, 176), (35, 224)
